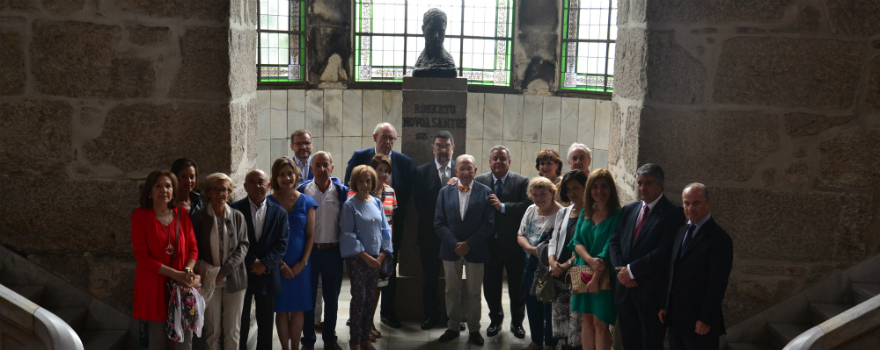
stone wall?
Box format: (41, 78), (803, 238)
(0, 0), (258, 314)
(256, 90), (613, 177)
(610, 0), (880, 324)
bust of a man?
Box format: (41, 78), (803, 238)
(412, 8), (458, 78)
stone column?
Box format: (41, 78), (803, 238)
(0, 0), (257, 313)
(610, 0), (880, 326)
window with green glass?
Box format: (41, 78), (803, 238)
(258, 0), (306, 83)
(560, 0), (617, 93)
(354, 0), (513, 86)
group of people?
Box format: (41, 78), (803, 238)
(131, 122), (733, 350)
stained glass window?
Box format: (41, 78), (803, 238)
(560, 0), (617, 93)
(257, 0), (306, 83)
(354, 0), (514, 86)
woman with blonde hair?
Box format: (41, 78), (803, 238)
(568, 169), (622, 350)
(192, 173), (249, 350)
(269, 157), (317, 350)
(518, 177), (564, 350)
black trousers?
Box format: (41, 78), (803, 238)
(419, 241), (444, 320)
(239, 291), (276, 350)
(668, 327), (719, 350)
(618, 295), (666, 350)
(483, 240), (525, 326)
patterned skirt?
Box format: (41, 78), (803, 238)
(552, 282), (582, 348)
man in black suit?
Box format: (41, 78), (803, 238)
(475, 145), (531, 338)
(343, 122), (414, 328)
(414, 131), (456, 330)
(609, 163), (686, 350)
(659, 183), (733, 350)
(232, 169), (290, 350)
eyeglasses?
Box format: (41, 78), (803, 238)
(456, 168), (475, 174)
(292, 142), (312, 147)
(378, 135), (397, 142)
(433, 144), (452, 150)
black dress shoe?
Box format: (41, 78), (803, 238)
(438, 329), (460, 342)
(469, 331), (484, 346)
(510, 324), (525, 339)
(381, 315), (402, 329)
(420, 316), (437, 330)
(460, 322), (467, 331)
(486, 322), (501, 337)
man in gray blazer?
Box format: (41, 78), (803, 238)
(435, 154), (495, 346)
(476, 145), (532, 338)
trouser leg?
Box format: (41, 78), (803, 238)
(617, 296), (643, 350)
(464, 261), (484, 332)
(239, 291), (253, 350)
(221, 288), (246, 350)
(442, 258), (464, 331)
(252, 293), (276, 350)
(506, 251), (526, 327)
(420, 242), (442, 320)
(302, 249), (324, 346)
(320, 246), (344, 343)
(483, 242), (504, 325)
(523, 255), (544, 345)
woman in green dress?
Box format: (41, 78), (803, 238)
(568, 169), (622, 350)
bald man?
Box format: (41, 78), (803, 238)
(232, 170), (291, 350)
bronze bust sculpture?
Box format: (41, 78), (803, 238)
(412, 8), (458, 78)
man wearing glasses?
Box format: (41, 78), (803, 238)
(291, 129), (315, 184)
(343, 122), (414, 328)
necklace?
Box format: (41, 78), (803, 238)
(159, 210), (175, 255)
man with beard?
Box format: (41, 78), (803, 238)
(475, 145), (531, 339)
(413, 131), (456, 330)
(291, 129), (315, 184)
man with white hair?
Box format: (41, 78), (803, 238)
(343, 123), (414, 328)
(434, 154), (494, 346)
(567, 142), (592, 173)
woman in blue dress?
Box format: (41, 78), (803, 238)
(268, 157), (317, 350)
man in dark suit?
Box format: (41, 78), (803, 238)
(609, 163), (686, 350)
(660, 183), (732, 350)
(414, 131), (456, 330)
(343, 122), (414, 328)
(475, 145), (531, 338)
(435, 154), (494, 346)
(232, 169), (290, 350)
(291, 129), (315, 184)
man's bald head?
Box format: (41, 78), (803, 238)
(244, 169), (269, 203)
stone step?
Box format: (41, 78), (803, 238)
(852, 283), (880, 305)
(81, 329), (127, 350)
(768, 323), (810, 350)
(726, 342), (775, 350)
(47, 307), (88, 334)
(8, 285), (45, 303)
(809, 303), (852, 324)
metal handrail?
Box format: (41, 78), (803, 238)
(783, 293), (880, 350)
(0, 284), (83, 350)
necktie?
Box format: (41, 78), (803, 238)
(681, 224), (697, 253)
(632, 204), (650, 246)
(441, 166), (449, 184)
(495, 178), (503, 197)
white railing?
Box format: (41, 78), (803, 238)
(0, 284), (83, 350)
(784, 293), (880, 350)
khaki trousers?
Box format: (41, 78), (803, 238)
(443, 258), (484, 332)
(204, 282), (246, 350)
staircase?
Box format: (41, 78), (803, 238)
(724, 254), (880, 350)
(0, 245), (133, 350)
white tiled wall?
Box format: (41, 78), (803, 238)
(256, 89), (612, 178)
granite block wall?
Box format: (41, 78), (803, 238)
(0, 0), (258, 314)
(611, 0), (880, 325)
(257, 90), (612, 178)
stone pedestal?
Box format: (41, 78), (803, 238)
(395, 77), (468, 321)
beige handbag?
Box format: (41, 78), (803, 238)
(569, 264), (611, 294)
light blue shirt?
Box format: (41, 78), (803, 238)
(686, 213), (712, 238)
(339, 196), (393, 258)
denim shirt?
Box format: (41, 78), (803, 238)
(339, 196), (393, 258)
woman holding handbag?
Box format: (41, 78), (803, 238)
(340, 165), (392, 350)
(517, 177), (564, 350)
(568, 169), (622, 350)
(549, 170), (588, 350)
(132, 170), (198, 350)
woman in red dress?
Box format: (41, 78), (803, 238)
(131, 170), (199, 350)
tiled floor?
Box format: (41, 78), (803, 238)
(267, 276), (531, 350)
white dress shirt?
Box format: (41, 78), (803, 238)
(457, 180), (472, 220)
(249, 197), (268, 242)
(628, 193), (664, 279)
(304, 180), (341, 243)
(435, 159), (452, 182)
